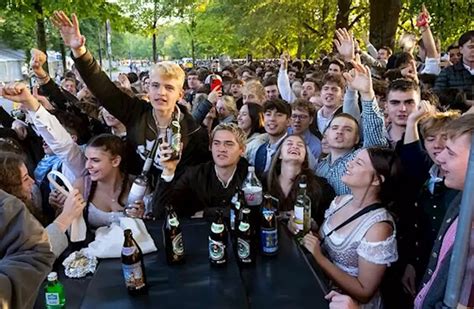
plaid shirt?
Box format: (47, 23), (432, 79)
(433, 61), (474, 97)
(315, 98), (388, 195)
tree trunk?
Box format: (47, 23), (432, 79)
(153, 33), (157, 63)
(152, 0), (158, 63)
(336, 0), (351, 29)
(34, 1), (48, 73)
(369, 0), (401, 49)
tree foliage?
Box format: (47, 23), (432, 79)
(0, 0), (472, 61)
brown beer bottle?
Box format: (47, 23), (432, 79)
(121, 229), (148, 295)
(237, 208), (256, 265)
(163, 204), (185, 265)
(209, 210), (228, 266)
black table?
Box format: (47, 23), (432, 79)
(36, 219), (329, 308)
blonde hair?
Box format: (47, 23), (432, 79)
(242, 80), (266, 103)
(218, 96), (238, 116)
(420, 110), (461, 138)
(150, 61), (185, 88)
(211, 123), (247, 148)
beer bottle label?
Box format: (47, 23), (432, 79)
(172, 232), (185, 256)
(122, 246), (136, 256)
(238, 222), (250, 232)
(294, 206), (304, 230)
(171, 133), (182, 152)
(262, 209), (274, 221)
(211, 222), (224, 234)
(208, 237), (226, 262)
(261, 228), (278, 254)
(169, 217), (179, 227)
(45, 293), (60, 305)
(122, 262), (146, 289)
(237, 237), (251, 259)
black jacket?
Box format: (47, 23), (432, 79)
(154, 158), (249, 219)
(72, 50), (211, 181)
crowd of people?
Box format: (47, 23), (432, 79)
(0, 6), (473, 309)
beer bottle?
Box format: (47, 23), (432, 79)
(163, 204), (185, 265)
(166, 120), (182, 160)
(121, 229), (148, 295)
(209, 210), (227, 266)
(260, 197), (278, 256)
(237, 208), (256, 265)
(44, 272), (66, 308)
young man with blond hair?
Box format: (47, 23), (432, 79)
(52, 11), (210, 182)
(413, 114), (474, 308)
(155, 123), (249, 218)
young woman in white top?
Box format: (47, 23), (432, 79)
(303, 147), (402, 308)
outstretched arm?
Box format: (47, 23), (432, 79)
(51, 11), (147, 126)
(343, 61), (387, 148)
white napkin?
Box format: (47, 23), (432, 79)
(47, 170), (87, 242)
(85, 217), (158, 259)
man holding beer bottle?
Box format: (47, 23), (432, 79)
(51, 11), (210, 184)
(155, 123), (249, 219)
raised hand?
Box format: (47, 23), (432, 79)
(400, 60), (419, 85)
(30, 48), (48, 78)
(1, 82), (39, 110)
(51, 11), (86, 56)
(280, 52), (289, 70)
(334, 28), (355, 62)
(207, 85), (222, 105)
(342, 61), (375, 101)
(407, 100), (436, 124)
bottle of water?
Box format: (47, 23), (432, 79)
(242, 166), (263, 234)
(44, 272), (66, 308)
(242, 166), (263, 206)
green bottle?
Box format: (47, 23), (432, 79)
(44, 272), (66, 308)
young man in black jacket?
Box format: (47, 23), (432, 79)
(52, 11), (211, 183)
(154, 123), (249, 219)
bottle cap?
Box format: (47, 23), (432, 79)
(299, 183), (307, 188)
(124, 229), (132, 235)
(47, 272), (58, 281)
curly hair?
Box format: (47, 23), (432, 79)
(0, 152), (43, 221)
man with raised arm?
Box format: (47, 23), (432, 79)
(51, 11), (210, 183)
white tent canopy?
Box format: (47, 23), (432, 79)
(0, 44), (26, 83)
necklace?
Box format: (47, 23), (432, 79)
(152, 109), (172, 130)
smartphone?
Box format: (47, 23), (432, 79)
(210, 75), (222, 92)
